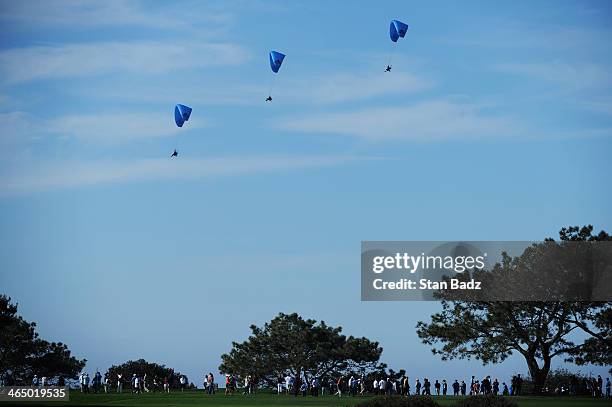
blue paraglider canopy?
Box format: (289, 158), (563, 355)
(174, 104), (192, 127)
(390, 20), (409, 42)
(269, 51), (286, 73)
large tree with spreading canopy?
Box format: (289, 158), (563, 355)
(219, 312), (383, 386)
(0, 294), (86, 385)
(416, 226), (611, 393)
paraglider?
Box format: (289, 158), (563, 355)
(267, 51), (285, 102)
(172, 104), (192, 158)
(386, 19), (409, 71)
(390, 19), (408, 43)
(174, 104), (192, 128)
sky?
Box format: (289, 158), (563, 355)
(1, 0), (611, 386)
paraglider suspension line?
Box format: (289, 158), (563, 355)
(387, 43), (396, 69)
(268, 74), (276, 98)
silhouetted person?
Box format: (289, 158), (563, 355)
(385, 65), (392, 72)
(423, 378), (431, 395)
(171, 150), (178, 158)
(265, 96), (272, 102)
(452, 380), (460, 396)
(515, 374), (523, 395)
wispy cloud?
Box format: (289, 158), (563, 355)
(67, 70), (432, 107)
(437, 22), (612, 52)
(0, 111), (40, 144)
(284, 71), (433, 105)
(494, 61), (611, 91)
(0, 155), (372, 195)
(275, 100), (518, 141)
(0, 111), (204, 144)
(47, 113), (204, 143)
(0, 0), (232, 30)
(0, 41), (250, 84)
(575, 99), (612, 116)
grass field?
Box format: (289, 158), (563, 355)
(14, 390), (611, 407)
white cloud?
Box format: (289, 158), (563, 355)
(283, 71), (432, 105)
(0, 41), (250, 84)
(494, 61), (611, 91)
(275, 100), (517, 141)
(47, 113), (199, 143)
(67, 70), (431, 107)
(576, 99), (612, 116)
(0, 111), (204, 144)
(0, 0), (231, 30)
(72, 82), (266, 107)
(0, 111), (40, 144)
(0, 155), (370, 194)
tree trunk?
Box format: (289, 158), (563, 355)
(525, 354), (551, 394)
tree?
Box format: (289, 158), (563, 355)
(416, 226), (611, 394)
(105, 359), (182, 389)
(0, 295), (86, 385)
(219, 312), (383, 387)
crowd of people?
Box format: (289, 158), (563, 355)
(71, 371), (184, 394)
(27, 370), (611, 399)
(269, 374), (519, 398)
(268, 372), (611, 399)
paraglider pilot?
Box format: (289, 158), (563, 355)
(266, 96), (272, 102)
(385, 65), (392, 72)
(171, 149), (178, 158)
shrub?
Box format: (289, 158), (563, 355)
(355, 395), (441, 407)
(454, 395), (518, 407)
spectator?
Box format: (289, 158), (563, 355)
(335, 376), (343, 397)
(515, 374), (523, 395)
(452, 380), (460, 396)
(312, 376), (319, 397)
(378, 377), (386, 395)
(597, 375), (603, 398)
(131, 374), (139, 394)
(423, 378), (431, 395)
(300, 380), (307, 397)
(207, 373), (214, 395)
(403, 376), (410, 396)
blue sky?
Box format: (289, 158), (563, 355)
(1, 0), (611, 385)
